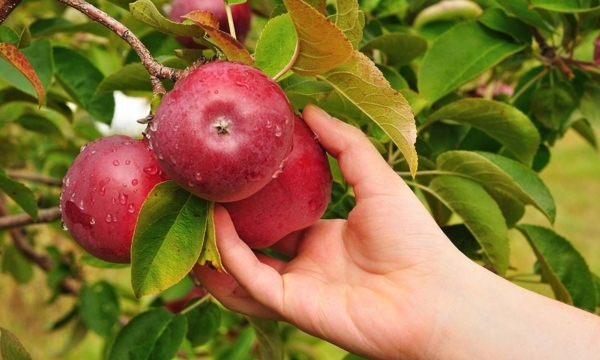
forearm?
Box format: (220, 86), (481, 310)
(430, 259), (600, 360)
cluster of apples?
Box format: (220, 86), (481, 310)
(59, 2), (333, 264)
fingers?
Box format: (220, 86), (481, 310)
(302, 104), (409, 200)
(202, 205), (287, 315)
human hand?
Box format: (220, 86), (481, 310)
(194, 104), (469, 359)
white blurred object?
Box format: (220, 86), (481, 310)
(97, 91), (150, 138)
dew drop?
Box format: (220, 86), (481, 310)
(172, 124), (179, 132)
(187, 180), (195, 187)
(125, 160), (131, 165)
(112, 215), (118, 223)
(113, 160), (120, 166)
(105, 214), (112, 223)
(144, 166), (158, 175)
(112, 197), (117, 205)
(123, 140), (133, 146)
(127, 204), (136, 213)
(100, 186), (106, 196)
(266, 120), (273, 129)
(148, 139), (153, 149)
(70, 192), (76, 200)
(79, 200), (85, 211)
(122, 183), (127, 187)
(119, 192), (128, 205)
(80, 144), (87, 152)
(58, 203), (62, 211)
(91, 150), (97, 155)
(309, 200), (317, 211)
(175, 143), (179, 150)
(214, 90), (219, 94)
(235, 81), (250, 89)
(150, 121), (158, 132)
(158, 153), (164, 160)
(61, 221), (68, 231)
(170, 157), (177, 164)
(90, 218), (96, 225)
(194, 172), (202, 181)
(132, 179), (138, 186)
(65, 176), (71, 187)
(274, 124), (283, 137)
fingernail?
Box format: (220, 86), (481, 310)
(305, 103), (331, 118)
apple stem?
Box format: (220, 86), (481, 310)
(223, 0), (237, 40)
(272, 39), (300, 81)
(0, 0), (21, 25)
(56, 0), (184, 93)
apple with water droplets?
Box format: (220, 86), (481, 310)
(222, 115), (333, 248)
(148, 61), (294, 202)
(60, 135), (169, 263)
(169, 0), (252, 48)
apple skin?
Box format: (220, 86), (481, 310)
(169, 0), (252, 48)
(60, 136), (169, 263)
(164, 286), (207, 313)
(222, 115), (333, 248)
(148, 61), (295, 203)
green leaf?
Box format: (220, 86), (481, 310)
(80, 253), (129, 269)
(185, 301), (221, 346)
(517, 225), (596, 311)
(531, 81), (578, 130)
(0, 26), (19, 45)
(29, 17), (111, 38)
(437, 151), (555, 223)
(361, 33), (427, 65)
(1, 244), (34, 284)
(0, 42), (47, 106)
(442, 224), (482, 260)
(108, 308), (187, 360)
(247, 317), (284, 360)
(0, 172), (38, 219)
(197, 202), (224, 272)
(254, 14), (297, 79)
(427, 175), (509, 274)
(0, 327), (32, 360)
(495, 0), (555, 30)
(15, 113), (63, 139)
(283, 0), (353, 76)
(129, 0), (205, 38)
(531, 0), (600, 13)
(53, 47), (114, 124)
(478, 7), (531, 43)
(80, 281), (120, 337)
(131, 181), (208, 298)
(97, 57), (186, 93)
(579, 78), (600, 127)
(412, 0), (483, 29)
(570, 118), (597, 150)
(330, 0), (365, 48)
(216, 326), (255, 360)
(317, 50), (418, 176)
(418, 21), (526, 103)
(424, 98), (540, 166)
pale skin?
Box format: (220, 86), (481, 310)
(194, 103), (600, 360)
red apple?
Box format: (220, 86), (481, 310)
(222, 115), (332, 248)
(60, 136), (169, 263)
(148, 61), (295, 203)
(169, 0), (252, 48)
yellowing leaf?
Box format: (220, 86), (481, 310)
(317, 50), (418, 176)
(129, 0), (205, 38)
(0, 43), (45, 107)
(184, 11), (253, 65)
(198, 202), (225, 273)
(330, 0), (365, 48)
(283, 0), (353, 76)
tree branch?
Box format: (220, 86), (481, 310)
(0, 199), (79, 295)
(0, 0), (22, 25)
(56, 0), (183, 92)
(6, 171), (63, 186)
(0, 206), (62, 230)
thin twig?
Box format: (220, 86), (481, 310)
(0, 206), (62, 230)
(6, 171), (63, 186)
(56, 0), (183, 92)
(0, 199), (79, 295)
(0, 0), (22, 25)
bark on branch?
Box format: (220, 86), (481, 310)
(0, 0), (22, 25)
(0, 206), (62, 230)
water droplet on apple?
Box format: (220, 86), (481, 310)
(100, 186), (106, 196)
(187, 180), (195, 187)
(274, 124), (282, 137)
(170, 157), (177, 164)
(90, 217), (95, 225)
(123, 140), (133, 146)
(148, 139), (153, 149)
(59, 192), (63, 201)
(175, 143), (179, 150)
(111, 197), (117, 205)
(266, 120), (272, 128)
(65, 176), (71, 187)
(119, 192), (128, 205)
(214, 90), (219, 94)
(113, 160), (120, 166)
(195, 172), (202, 181)
(158, 153), (164, 160)
(132, 179), (138, 186)
(80, 144), (86, 152)
(235, 81), (249, 89)
(172, 124), (179, 132)
(91, 150), (96, 155)
(150, 121), (158, 131)
(112, 215), (118, 222)
(309, 200), (317, 211)
(79, 200), (85, 211)
(127, 204), (136, 213)
(144, 166), (158, 175)
(125, 160), (131, 165)
(70, 192), (76, 200)
(105, 214), (112, 223)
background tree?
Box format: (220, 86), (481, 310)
(0, 0), (599, 358)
